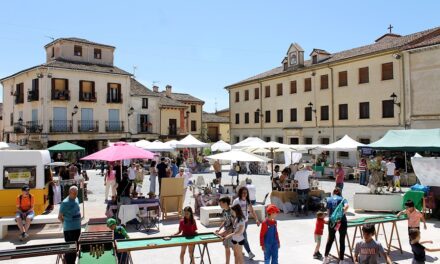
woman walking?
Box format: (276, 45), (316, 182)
(104, 164), (117, 201)
(232, 186), (261, 260)
(334, 162), (345, 192)
(149, 161), (158, 194)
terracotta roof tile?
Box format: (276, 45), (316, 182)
(202, 112), (229, 123)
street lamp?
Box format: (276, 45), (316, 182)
(256, 108), (264, 139)
(390, 93), (401, 107)
(308, 102), (318, 127)
(71, 105), (79, 116)
(128, 106), (134, 116)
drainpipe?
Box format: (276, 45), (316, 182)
(328, 64), (336, 165)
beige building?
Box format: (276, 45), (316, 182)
(226, 27), (440, 163)
(1, 37), (205, 151)
(202, 111), (230, 142)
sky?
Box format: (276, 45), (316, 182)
(0, 1), (439, 112)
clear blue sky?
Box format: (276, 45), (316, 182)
(1, 1), (439, 112)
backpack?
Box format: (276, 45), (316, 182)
(329, 198), (346, 228)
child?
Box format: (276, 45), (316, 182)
(174, 206), (197, 264)
(409, 228), (440, 264)
(354, 224), (392, 264)
(313, 211), (327, 259)
(106, 218), (129, 263)
(216, 197), (234, 264)
(260, 204), (280, 264)
(397, 200), (427, 236)
(394, 168), (402, 192)
(224, 204), (246, 264)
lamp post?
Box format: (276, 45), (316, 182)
(127, 106), (134, 136)
(185, 110), (190, 134)
(256, 108), (263, 139)
(308, 102), (317, 127)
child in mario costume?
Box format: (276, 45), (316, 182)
(260, 204), (280, 264)
(107, 218), (129, 263)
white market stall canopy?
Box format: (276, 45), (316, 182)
(232, 137), (266, 149)
(317, 135), (365, 152)
(411, 154), (440, 187)
(174, 134), (209, 148)
(144, 140), (174, 152)
(134, 140), (151, 149)
(206, 149), (271, 162)
(211, 140), (231, 152)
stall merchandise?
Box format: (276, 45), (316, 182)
(115, 232), (222, 264)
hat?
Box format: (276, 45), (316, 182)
(298, 163), (306, 170)
(21, 185), (30, 191)
(106, 218), (117, 227)
(266, 204), (280, 214)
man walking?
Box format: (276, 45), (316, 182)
(156, 158), (168, 195)
(213, 160), (222, 185)
(294, 164), (311, 216)
(58, 186), (81, 264)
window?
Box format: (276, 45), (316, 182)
(10, 112), (13, 126)
(244, 90), (249, 101)
(320, 74), (329, 89)
(94, 48), (102, 59)
(277, 109), (283, 122)
(79, 80), (95, 102)
(276, 83), (283, 96)
(3, 166), (37, 189)
(305, 107), (312, 121)
(107, 83), (122, 103)
(244, 112), (249, 124)
(235, 113), (240, 124)
(290, 81), (297, 94)
(265, 86), (270, 97)
(359, 67), (369, 84)
(305, 137), (313, 144)
(74, 45), (82, 56)
(191, 105), (196, 113)
(15, 83), (24, 104)
(264, 136), (271, 142)
(359, 102), (370, 119)
(304, 78), (312, 92)
(321, 138), (330, 144)
(265, 110), (271, 123)
(235, 136), (240, 143)
(51, 46), (55, 58)
(254, 111), (259, 123)
(52, 78), (69, 100)
(254, 88), (259, 100)
(312, 55), (318, 64)
(359, 138), (371, 144)
(142, 98), (149, 109)
(235, 91), (239, 102)
(338, 71), (348, 87)
(191, 120), (197, 132)
(290, 108), (297, 122)
(277, 137), (283, 143)
(339, 104), (348, 120)
(382, 100), (394, 118)
(290, 138), (299, 144)
(382, 62), (394, 80)
(321, 105), (329, 121)
(29, 79), (39, 102)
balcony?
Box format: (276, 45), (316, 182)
(15, 94), (24, 104)
(78, 120), (99, 132)
(137, 123), (153, 134)
(26, 121), (42, 133)
(106, 121), (124, 132)
(13, 123), (25, 133)
(52, 90), (70, 100)
(79, 92), (97, 102)
(50, 120), (73, 133)
(27, 90), (39, 102)
(106, 94), (123, 103)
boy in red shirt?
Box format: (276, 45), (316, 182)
(260, 204), (280, 264)
(313, 211), (327, 259)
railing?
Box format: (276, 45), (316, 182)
(51, 90), (70, 100)
(27, 90), (39, 102)
(106, 94), (123, 103)
(137, 124), (153, 133)
(50, 120), (73, 132)
(78, 120), (99, 132)
(106, 121), (124, 132)
(26, 121), (41, 133)
(79, 92), (97, 102)
(13, 123), (25, 133)
(15, 94), (24, 104)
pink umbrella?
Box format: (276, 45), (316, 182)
(81, 142), (155, 161)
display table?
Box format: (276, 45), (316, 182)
(353, 193), (404, 212)
(270, 190), (325, 213)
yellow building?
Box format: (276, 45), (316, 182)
(226, 27), (440, 163)
(202, 111), (230, 142)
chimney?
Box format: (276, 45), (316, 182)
(153, 86), (159, 93)
(165, 85), (172, 97)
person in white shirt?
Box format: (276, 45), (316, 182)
(176, 167), (191, 191)
(245, 178), (257, 205)
(385, 158), (396, 192)
(294, 164), (311, 216)
(127, 163), (137, 195)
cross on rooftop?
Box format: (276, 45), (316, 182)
(388, 24), (393, 33)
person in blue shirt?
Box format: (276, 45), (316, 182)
(171, 159), (179, 178)
(58, 186), (81, 264)
(323, 187), (349, 264)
